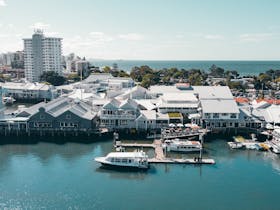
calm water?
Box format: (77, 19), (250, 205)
(0, 139), (279, 209)
(90, 60), (280, 76)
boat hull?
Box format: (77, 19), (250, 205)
(99, 162), (149, 171)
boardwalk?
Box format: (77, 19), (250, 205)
(153, 139), (165, 159)
(116, 139), (215, 165)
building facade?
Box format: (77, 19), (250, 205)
(24, 30), (63, 82)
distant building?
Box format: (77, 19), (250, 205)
(0, 82), (57, 102)
(75, 59), (90, 77)
(23, 30), (63, 82)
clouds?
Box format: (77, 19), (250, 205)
(239, 33), (275, 43)
(0, 0), (6, 6)
(119, 33), (144, 41)
(29, 22), (50, 30)
(204, 34), (224, 40)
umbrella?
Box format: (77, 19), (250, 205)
(266, 123), (274, 130)
(184, 123), (192, 127)
(177, 123), (184, 127)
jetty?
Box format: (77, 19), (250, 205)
(116, 139), (215, 165)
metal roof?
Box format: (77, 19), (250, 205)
(201, 99), (239, 113)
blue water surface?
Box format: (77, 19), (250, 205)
(0, 139), (279, 209)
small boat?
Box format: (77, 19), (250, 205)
(95, 151), (149, 170)
(228, 142), (244, 149)
(270, 144), (280, 154)
(2, 96), (16, 106)
(270, 140), (280, 154)
(162, 139), (202, 152)
(259, 143), (269, 151)
(244, 143), (258, 150)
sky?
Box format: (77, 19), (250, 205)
(0, 0), (280, 60)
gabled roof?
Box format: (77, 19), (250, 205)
(135, 99), (156, 110)
(17, 96), (96, 120)
(103, 98), (121, 109)
(116, 85), (149, 100)
(137, 110), (156, 120)
(119, 99), (138, 110)
(17, 101), (46, 117)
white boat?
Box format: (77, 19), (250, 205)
(228, 142), (244, 149)
(270, 129), (280, 154)
(271, 144), (280, 154)
(2, 96), (16, 105)
(95, 151), (149, 170)
(162, 139), (202, 152)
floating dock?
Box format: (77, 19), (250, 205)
(116, 139), (215, 165)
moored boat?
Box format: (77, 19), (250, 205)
(162, 138), (202, 152)
(95, 150), (149, 170)
(228, 142), (245, 149)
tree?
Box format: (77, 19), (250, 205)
(40, 71), (66, 86)
(67, 73), (80, 82)
(209, 64), (225, 77)
(103, 66), (111, 73)
(130, 65), (154, 82)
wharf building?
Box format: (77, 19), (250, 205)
(23, 30), (63, 82)
(0, 97), (98, 138)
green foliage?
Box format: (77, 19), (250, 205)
(40, 71), (66, 86)
(67, 73), (80, 82)
(112, 70), (130, 77)
(209, 64), (225, 77)
(130, 65), (154, 82)
(258, 73), (272, 83)
(228, 81), (245, 90)
(103, 66), (111, 73)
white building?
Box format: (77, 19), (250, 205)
(23, 30), (63, 82)
(157, 92), (198, 114)
(0, 82), (57, 101)
(194, 86), (240, 129)
(100, 98), (139, 130)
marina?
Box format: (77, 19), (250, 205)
(114, 139), (215, 165)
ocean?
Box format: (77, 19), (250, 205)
(90, 60), (280, 76)
(0, 139), (279, 209)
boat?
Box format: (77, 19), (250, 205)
(2, 96), (16, 106)
(259, 143), (269, 151)
(268, 129), (280, 154)
(95, 150), (149, 170)
(162, 138), (202, 152)
(228, 142), (245, 149)
(269, 141), (280, 154)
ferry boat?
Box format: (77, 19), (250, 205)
(162, 139), (202, 152)
(95, 151), (149, 170)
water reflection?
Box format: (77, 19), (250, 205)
(0, 140), (112, 166)
(95, 166), (157, 180)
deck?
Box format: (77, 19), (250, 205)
(116, 139), (215, 165)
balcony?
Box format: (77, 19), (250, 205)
(100, 114), (136, 120)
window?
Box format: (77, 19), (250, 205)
(66, 114), (71, 120)
(230, 114), (237, 119)
(213, 113), (219, 119)
(40, 114), (45, 120)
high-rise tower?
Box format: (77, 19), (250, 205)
(23, 30), (63, 82)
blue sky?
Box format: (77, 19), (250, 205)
(0, 0), (280, 60)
